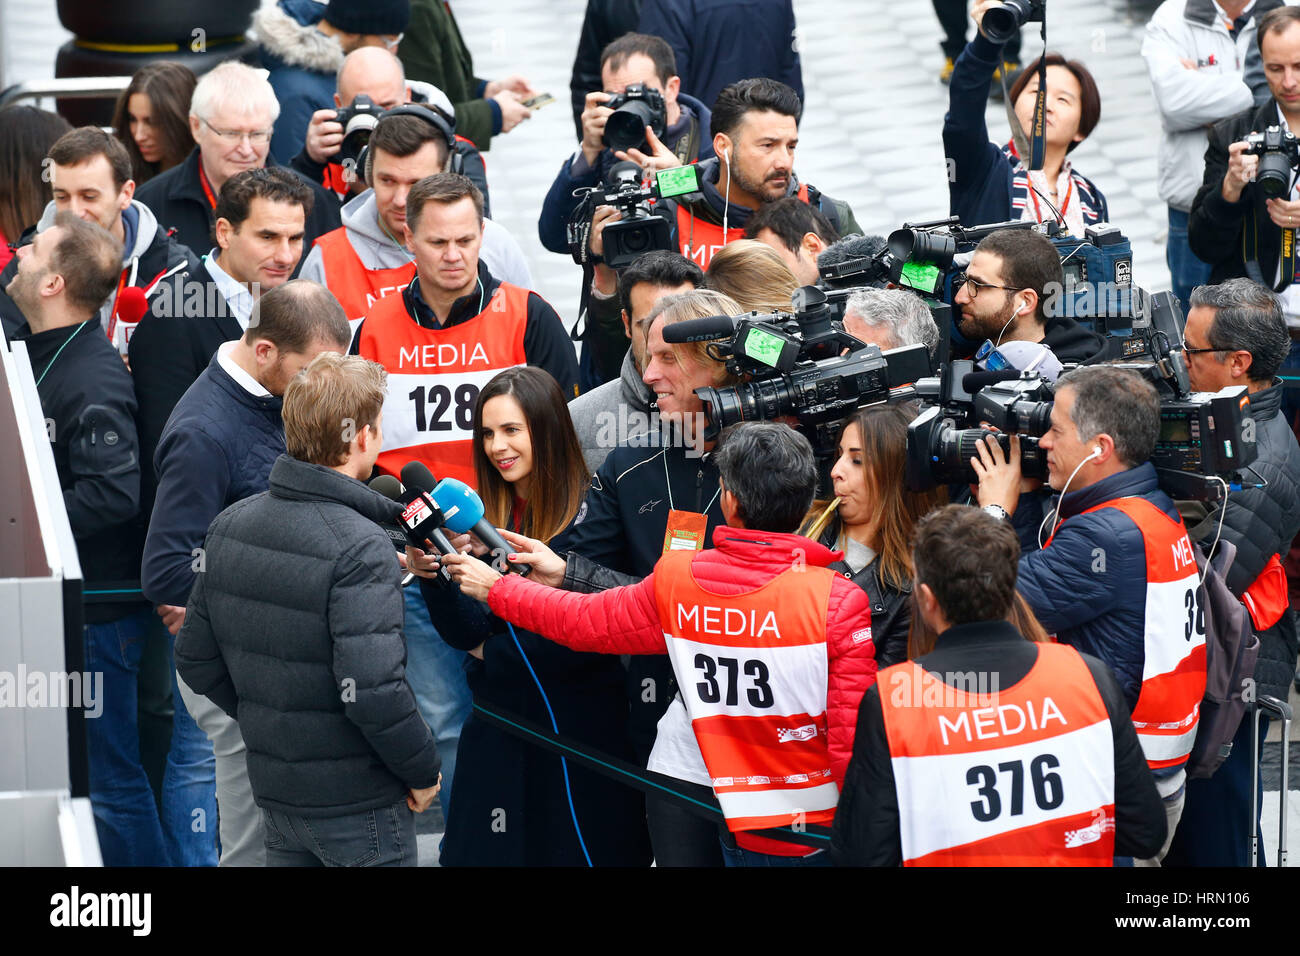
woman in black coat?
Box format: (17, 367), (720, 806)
(414, 367), (651, 867)
(803, 405), (947, 668)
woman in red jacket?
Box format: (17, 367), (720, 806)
(441, 421), (878, 866)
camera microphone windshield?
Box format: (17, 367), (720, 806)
(661, 314), (739, 344)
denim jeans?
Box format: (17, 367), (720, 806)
(161, 626), (219, 866)
(1166, 206), (1213, 315)
(718, 838), (832, 867)
(263, 801), (418, 866)
(83, 607), (169, 866)
(403, 585), (471, 804)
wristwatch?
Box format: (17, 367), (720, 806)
(982, 504), (1011, 523)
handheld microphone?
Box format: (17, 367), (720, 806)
(368, 475), (412, 554)
(384, 465), (459, 582)
(428, 475), (531, 576)
(112, 286), (149, 352)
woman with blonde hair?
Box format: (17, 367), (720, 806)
(703, 238), (798, 313)
(803, 403), (947, 667)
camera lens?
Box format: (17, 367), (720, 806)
(1256, 153), (1292, 199)
(981, 0), (1032, 45)
(604, 99), (658, 152)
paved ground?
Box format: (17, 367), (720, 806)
(5, 0), (1295, 865)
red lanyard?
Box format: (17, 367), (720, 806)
(198, 163), (218, 210)
(1028, 173), (1073, 224)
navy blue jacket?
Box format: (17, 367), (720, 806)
(141, 354), (285, 608)
(638, 0), (803, 113)
(1016, 463), (1178, 713)
(944, 34), (1108, 229)
(537, 91), (713, 255)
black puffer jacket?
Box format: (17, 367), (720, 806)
(814, 514), (911, 670)
(175, 454), (440, 817)
(1189, 382), (1300, 703)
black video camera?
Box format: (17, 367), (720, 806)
(567, 161), (701, 269)
(603, 83), (667, 154)
(907, 371), (1054, 489)
(334, 94), (383, 167)
(1243, 126), (1300, 199)
(662, 286), (932, 458)
(980, 0), (1045, 44)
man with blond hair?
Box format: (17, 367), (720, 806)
(176, 350), (441, 867)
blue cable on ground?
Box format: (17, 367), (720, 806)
(507, 622), (593, 867)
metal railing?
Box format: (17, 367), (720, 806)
(0, 75), (131, 111)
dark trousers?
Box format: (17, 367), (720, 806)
(1164, 716), (1269, 867)
(263, 801), (418, 867)
(933, 0), (1022, 61)
(646, 783), (725, 867)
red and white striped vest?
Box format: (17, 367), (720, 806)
(653, 549), (839, 837)
(879, 642), (1115, 866)
(1080, 497), (1207, 770)
(356, 282), (529, 487)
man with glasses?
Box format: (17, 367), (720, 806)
(135, 62), (340, 276)
(255, 0), (411, 164)
(952, 227), (1106, 365)
(1165, 278), (1300, 867)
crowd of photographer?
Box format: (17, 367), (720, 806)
(0, 0), (1297, 869)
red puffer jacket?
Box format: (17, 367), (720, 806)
(488, 525), (878, 785)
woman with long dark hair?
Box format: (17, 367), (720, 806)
(112, 62), (197, 184)
(0, 106), (71, 271)
(411, 366), (650, 866)
(803, 404), (947, 668)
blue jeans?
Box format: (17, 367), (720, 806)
(161, 626), (219, 866)
(403, 585), (471, 804)
(83, 607), (169, 866)
(1167, 207), (1213, 315)
(719, 838), (832, 867)
(263, 801), (417, 866)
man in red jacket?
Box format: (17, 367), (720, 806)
(439, 421), (876, 866)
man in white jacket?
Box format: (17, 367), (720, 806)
(1142, 0), (1282, 310)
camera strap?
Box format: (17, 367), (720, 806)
(1243, 206), (1296, 291)
(1004, 18), (1049, 171)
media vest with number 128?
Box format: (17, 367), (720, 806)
(1078, 497), (1207, 770)
(356, 283), (530, 486)
(653, 550), (840, 834)
(879, 642), (1116, 866)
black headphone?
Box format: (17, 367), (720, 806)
(359, 103), (464, 186)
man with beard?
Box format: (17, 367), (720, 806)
(951, 227), (1106, 364)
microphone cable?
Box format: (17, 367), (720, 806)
(506, 620), (593, 867)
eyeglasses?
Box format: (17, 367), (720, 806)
(384, 33), (404, 51)
(955, 272), (1020, 299)
(1180, 343), (1229, 357)
(975, 339), (1015, 371)
(199, 116), (272, 146)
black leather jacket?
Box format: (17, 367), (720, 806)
(814, 515), (912, 669)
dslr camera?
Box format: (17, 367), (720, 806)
(567, 161), (701, 269)
(980, 0), (1045, 44)
(603, 83), (667, 153)
(334, 94), (383, 166)
(1243, 126), (1300, 199)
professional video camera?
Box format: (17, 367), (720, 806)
(1243, 126), (1300, 199)
(567, 161), (701, 269)
(334, 94), (383, 167)
(980, 0), (1045, 44)
(662, 286), (932, 462)
(602, 83), (667, 154)
(904, 291), (1261, 501)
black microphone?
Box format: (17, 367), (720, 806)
(961, 368), (1022, 394)
(368, 475), (414, 555)
(816, 233), (889, 273)
(660, 313), (738, 343)
(376, 465), (457, 585)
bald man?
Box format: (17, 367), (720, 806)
(290, 46), (490, 213)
